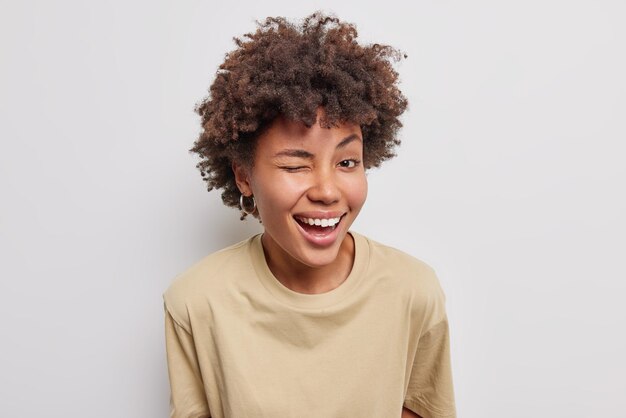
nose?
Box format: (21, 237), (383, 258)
(306, 168), (341, 205)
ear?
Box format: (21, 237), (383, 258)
(232, 161), (253, 196)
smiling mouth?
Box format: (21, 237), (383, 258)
(294, 215), (344, 235)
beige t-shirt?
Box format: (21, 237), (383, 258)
(163, 232), (456, 418)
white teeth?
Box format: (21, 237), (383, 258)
(296, 216), (341, 228)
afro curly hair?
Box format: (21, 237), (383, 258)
(190, 12), (408, 219)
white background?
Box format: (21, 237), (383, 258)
(1, 0), (625, 417)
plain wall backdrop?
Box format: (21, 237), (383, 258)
(1, 0), (625, 416)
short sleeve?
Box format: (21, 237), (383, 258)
(404, 318), (456, 418)
(164, 304), (211, 418)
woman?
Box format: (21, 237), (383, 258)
(164, 12), (456, 418)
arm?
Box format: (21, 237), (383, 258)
(404, 319), (456, 418)
(164, 306), (211, 418)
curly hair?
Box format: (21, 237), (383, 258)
(190, 12), (408, 218)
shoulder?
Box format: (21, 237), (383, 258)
(356, 233), (448, 326)
(360, 233), (442, 292)
(163, 236), (256, 330)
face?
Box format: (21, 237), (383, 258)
(234, 111), (368, 270)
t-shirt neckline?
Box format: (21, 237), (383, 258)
(249, 231), (369, 310)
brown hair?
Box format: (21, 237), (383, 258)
(190, 12), (408, 218)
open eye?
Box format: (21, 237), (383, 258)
(338, 159), (360, 169)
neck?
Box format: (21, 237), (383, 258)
(261, 233), (355, 294)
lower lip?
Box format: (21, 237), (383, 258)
(294, 216), (343, 247)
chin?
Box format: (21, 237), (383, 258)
(293, 233), (349, 268)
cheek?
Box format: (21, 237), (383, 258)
(347, 175), (368, 208)
(251, 174), (308, 213)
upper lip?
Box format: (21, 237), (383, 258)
(293, 211), (346, 219)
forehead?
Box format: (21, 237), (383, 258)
(256, 115), (362, 152)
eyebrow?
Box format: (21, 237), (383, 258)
(337, 133), (361, 149)
(273, 149), (315, 159)
(272, 134), (362, 159)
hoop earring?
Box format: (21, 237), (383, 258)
(239, 194), (257, 215)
